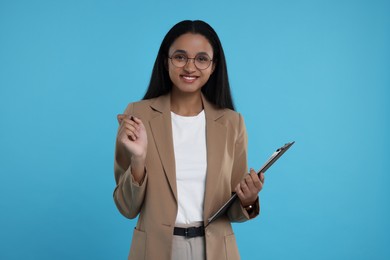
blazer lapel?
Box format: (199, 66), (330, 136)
(202, 95), (227, 222)
(149, 94), (178, 203)
(147, 93), (227, 217)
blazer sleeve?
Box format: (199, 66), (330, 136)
(227, 113), (260, 222)
(113, 103), (147, 219)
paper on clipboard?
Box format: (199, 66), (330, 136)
(207, 141), (295, 225)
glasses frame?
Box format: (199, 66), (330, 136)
(168, 53), (213, 70)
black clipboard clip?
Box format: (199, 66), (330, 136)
(207, 141), (295, 225)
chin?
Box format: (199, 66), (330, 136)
(172, 83), (203, 94)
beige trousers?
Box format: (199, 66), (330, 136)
(171, 222), (206, 260)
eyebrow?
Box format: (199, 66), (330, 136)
(172, 49), (211, 57)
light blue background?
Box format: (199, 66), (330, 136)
(1, 0), (389, 259)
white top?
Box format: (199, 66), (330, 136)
(171, 110), (207, 224)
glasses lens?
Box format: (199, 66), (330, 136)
(195, 54), (211, 70)
(171, 53), (188, 67)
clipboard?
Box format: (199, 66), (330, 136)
(207, 141), (295, 225)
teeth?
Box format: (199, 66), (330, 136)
(183, 76), (196, 80)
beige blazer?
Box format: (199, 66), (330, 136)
(114, 94), (259, 260)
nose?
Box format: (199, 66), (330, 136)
(183, 58), (197, 73)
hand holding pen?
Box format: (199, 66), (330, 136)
(116, 114), (148, 183)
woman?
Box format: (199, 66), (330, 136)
(113, 20), (265, 260)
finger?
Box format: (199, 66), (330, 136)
(119, 118), (138, 133)
(132, 116), (146, 130)
(125, 129), (137, 141)
(132, 116), (143, 125)
(117, 114), (126, 124)
(117, 125), (128, 138)
(123, 124), (139, 138)
(119, 124), (137, 141)
(122, 119), (141, 133)
(240, 179), (250, 195)
(235, 184), (245, 199)
(118, 114), (139, 131)
(245, 169), (258, 186)
(122, 117), (139, 127)
(118, 127), (136, 142)
(244, 174), (256, 191)
(251, 172), (262, 190)
(260, 172), (265, 184)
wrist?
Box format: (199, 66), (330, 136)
(130, 155), (146, 183)
(244, 204), (254, 215)
(243, 196), (258, 208)
(132, 154), (146, 165)
(242, 197), (258, 208)
(243, 197), (259, 216)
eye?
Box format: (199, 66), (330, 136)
(196, 55), (210, 63)
(172, 53), (187, 61)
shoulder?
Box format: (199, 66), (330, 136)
(209, 107), (247, 145)
(223, 108), (243, 121)
(202, 94), (244, 127)
(215, 108), (245, 128)
(123, 99), (154, 111)
(124, 99), (153, 116)
(122, 96), (166, 120)
(206, 106), (247, 140)
(123, 96), (160, 113)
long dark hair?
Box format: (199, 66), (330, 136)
(143, 20), (235, 110)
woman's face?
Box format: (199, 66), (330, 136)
(167, 33), (215, 95)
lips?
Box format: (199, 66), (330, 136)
(181, 75), (199, 83)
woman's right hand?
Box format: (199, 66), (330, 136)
(116, 114), (148, 170)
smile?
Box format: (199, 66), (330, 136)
(181, 75), (199, 83)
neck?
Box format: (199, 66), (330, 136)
(170, 90), (203, 116)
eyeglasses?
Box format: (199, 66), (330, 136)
(168, 52), (213, 70)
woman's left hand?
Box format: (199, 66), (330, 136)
(235, 168), (265, 207)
